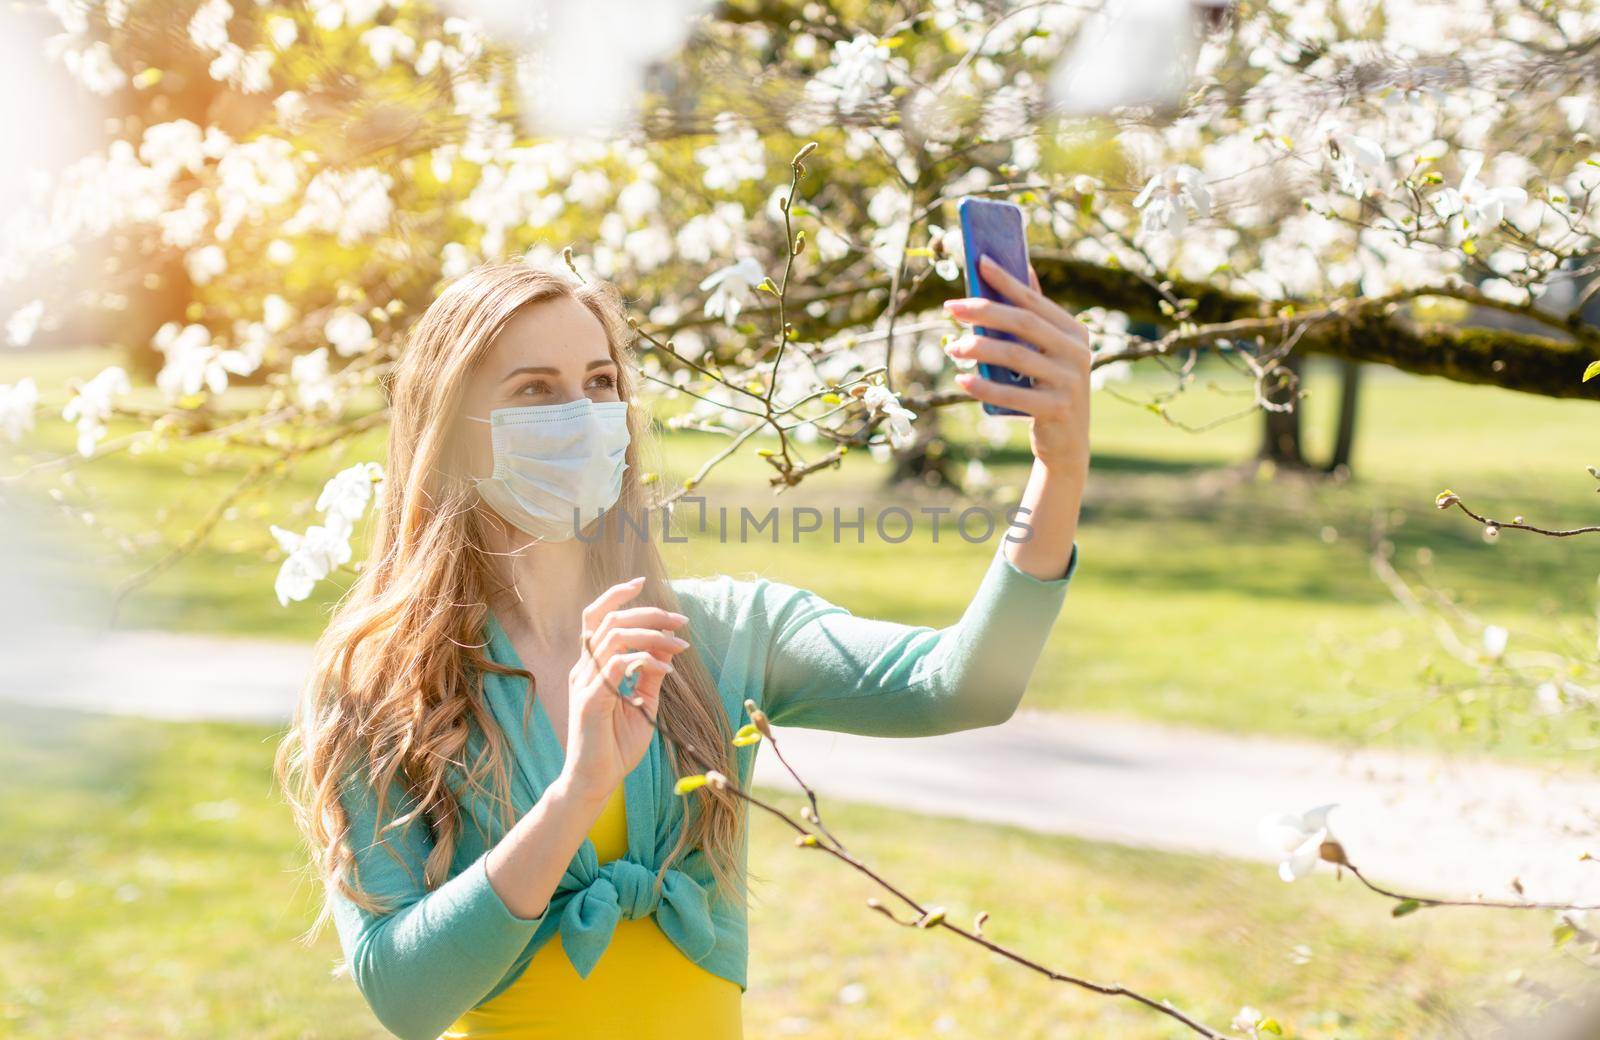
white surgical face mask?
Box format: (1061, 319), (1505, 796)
(467, 397), (631, 542)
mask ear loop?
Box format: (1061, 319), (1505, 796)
(464, 415), (498, 486)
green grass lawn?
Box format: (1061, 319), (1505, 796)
(4, 347), (1599, 759)
(0, 707), (1579, 1039)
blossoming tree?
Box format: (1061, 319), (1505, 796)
(7, 0), (1600, 599)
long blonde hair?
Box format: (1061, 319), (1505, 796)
(275, 261), (743, 931)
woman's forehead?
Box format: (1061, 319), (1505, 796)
(488, 295), (612, 371)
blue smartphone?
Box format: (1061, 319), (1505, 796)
(957, 196), (1035, 416)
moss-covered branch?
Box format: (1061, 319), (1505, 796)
(892, 254), (1600, 401)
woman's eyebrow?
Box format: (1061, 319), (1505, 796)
(499, 359), (615, 383)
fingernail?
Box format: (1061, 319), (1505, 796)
(944, 299), (972, 314)
(627, 575), (646, 585)
(671, 635), (689, 648)
(980, 254), (996, 268)
(669, 612), (688, 624)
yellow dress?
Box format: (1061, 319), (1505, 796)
(440, 783), (744, 1040)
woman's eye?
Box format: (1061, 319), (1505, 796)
(588, 373), (617, 390)
(518, 381), (550, 397)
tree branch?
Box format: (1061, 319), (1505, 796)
(897, 255), (1600, 401)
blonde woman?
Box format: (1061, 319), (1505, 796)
(276, 256), (1089, 1040)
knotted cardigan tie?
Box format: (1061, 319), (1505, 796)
(553, 854), (717, 978)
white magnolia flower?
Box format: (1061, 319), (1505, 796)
(675, 203), (745, 263)
(60, 40), (128, 95)
(289, 167), (394, 245)
(262, 294), (294, 333)
(361, 26), (415, 68)
(207, 43), (275, 93)
(185, 244), (227, 284)
(928, 224), (962, 280)
(269, 522), (353, 606)
(861, 384), (918, 450)
(1432, 155), (1527, 236)
(814, 226), (851, 262)
(271, 463), (389, 614)
(964, 457), (991, 489)
(439, 242), (475, 279)
(1232, 1006), (1265, 1038)
(695, 113), (766, 192)
(1079, 308), (1136, 390)
(619, 227), (669, 272)
(1258, 803), (1340, 882)
(291, 347), (339, 412)
(1479, 278), (1530, 306)
(6, 300), (45, 347)
(62, 366), (131, 457)
(138, 119), (221, 177)
(317, 461), (385, 536)
(806, 35), (896, 114)
(187, 0), (232, 52)
(152, 322), (256, 400)
(1557, 96), (1592, 133)
(1132, 164), (1210, 239)
(274, 90), (307, 125)
(565, 168), (613, 209)
(325, 308), (375, 357)
(616, 178), (662, 225)
(1330, 133), (1387, 198)
(868, 222), (911, 276)
(699, 257), (766, 325)
(0, 377), (39, 442)
(1482, 624), (1509, 660)
(267, 14), (298, 50)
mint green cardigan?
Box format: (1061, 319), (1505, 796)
(329, 541), (1079, 1040)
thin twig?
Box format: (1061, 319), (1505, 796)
(573, 632), (1239, 1040)
(1345, 863), (1600, 913)
(1435, 491), (1600, 538)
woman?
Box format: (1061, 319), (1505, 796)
(276, 255), (1090, 1040)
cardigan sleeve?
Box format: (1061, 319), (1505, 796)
(754, 540), (1078, 736)
(326, 768), (545, 1040)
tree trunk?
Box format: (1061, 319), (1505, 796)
(1258, 352), (1307, 468)
(1325, 359), (1363, 474)
(889, 407), (955, 487)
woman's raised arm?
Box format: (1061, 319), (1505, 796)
(745, 255), (1090, 736)
(753, 538), (1079, 737)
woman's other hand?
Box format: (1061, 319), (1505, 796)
(942, 254), (1092, 478)
(563, 577), (690, 799)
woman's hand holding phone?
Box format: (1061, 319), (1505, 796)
(943, 255), (1093, 477)
(562, 577), (690, 801)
